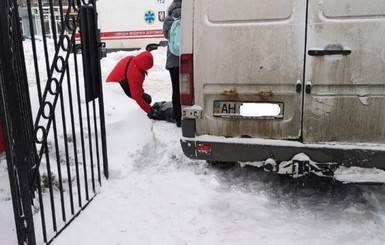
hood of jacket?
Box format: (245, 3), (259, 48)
(132, 51), (153, 72)
(167, 1), (182, 18)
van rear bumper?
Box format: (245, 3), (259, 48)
(180, 136), (385, 170)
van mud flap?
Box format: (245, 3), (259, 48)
(180, 137), (385, 176)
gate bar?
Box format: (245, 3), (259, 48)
(0, 0), (37, 243)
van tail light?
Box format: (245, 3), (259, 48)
(197, 144), (212, 153)
(180, 53), (194, 106)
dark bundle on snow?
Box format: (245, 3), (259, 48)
(152, 101), (175, 123)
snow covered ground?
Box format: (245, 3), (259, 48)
(1, 42), (385, 245)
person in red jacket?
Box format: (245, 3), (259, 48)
(106, 50), (162, 119)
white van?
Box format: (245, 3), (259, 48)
(96, 0), (172, 50)
(179, 0), (385, 176)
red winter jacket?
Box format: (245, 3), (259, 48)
(106, 51), (154, 113)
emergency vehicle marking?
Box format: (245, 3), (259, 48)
(158, 11), (165, 22)
(144, 10), (156, 24)
(75, 30), (164, 41)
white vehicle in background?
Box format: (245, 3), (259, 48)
(19, 1), (172, 51)
(179, 0), (385, 178)
(96, 0), (172, 50)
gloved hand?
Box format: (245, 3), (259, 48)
(147, 107), (163, 120)
(145, 43), (160, 52)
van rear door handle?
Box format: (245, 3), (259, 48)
(308, 49), (351, 56)
(296, 80), (302, 93)
(305, 81), (312, 94)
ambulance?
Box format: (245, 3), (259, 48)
(179, 0), (385, 177)
(96, 0), (173, 50)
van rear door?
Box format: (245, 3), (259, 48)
(303, 0), (385, 143)
(193, 0), (307, 139)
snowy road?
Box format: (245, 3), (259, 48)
(50, 115), (385, 245)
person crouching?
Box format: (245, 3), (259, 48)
(106, 51), (162, 119)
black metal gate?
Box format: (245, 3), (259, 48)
(0, 0), (108, 244)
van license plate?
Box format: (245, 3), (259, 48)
(213, 101), (283, 119)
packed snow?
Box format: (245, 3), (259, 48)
(1, 40), (385, 245)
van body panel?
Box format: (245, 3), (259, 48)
(207, 0), (292, 22)
(322, 0), (385, 18)
(180, 0), (194, 54)
(193, 0), (306, 139)
(304, 0), (385, 143)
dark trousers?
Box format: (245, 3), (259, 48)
(119, 80), (152, 104)
(168, 67), (181, 122)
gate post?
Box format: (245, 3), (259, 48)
(79, 4), (109, 179)
(0, 0), (37, 244)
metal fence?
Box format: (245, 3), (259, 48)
(0, 0), (108, 244)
